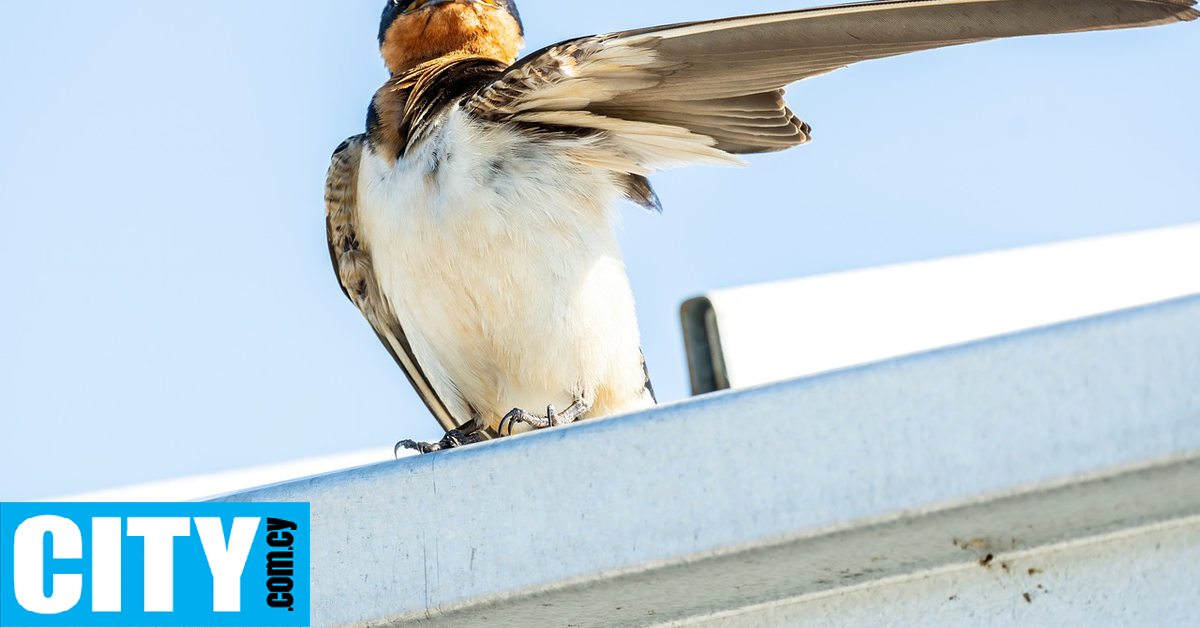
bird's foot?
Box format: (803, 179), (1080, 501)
(394, 429), (481, 456)
(395, 414), (488, 456)
(498, 397), (591, 436)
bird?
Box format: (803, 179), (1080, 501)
(325, 0), (1196, 453)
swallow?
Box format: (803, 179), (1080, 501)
(326, 0), (1196, 453)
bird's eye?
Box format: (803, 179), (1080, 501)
(379, 0), (415, 46)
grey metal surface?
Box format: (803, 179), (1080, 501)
(689, 517), (1200, 628)
(215, 294), (1200, 628)
(292, 455), (1200, 628)
(683, 224), (1200, 394)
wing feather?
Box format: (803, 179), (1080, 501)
(325, 135), (465, 434)
(470, 0), (1196, 161)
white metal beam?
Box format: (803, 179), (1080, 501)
(682, 223), (1200, 393)
(214, 293), (1200, 627)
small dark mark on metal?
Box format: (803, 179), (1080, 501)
(1023, 592), (1033, 603)
(1001, 561), (1010, 572)
(949, 595), (958, 601)
(1028, 568), (1043, 575)
(979, 553), (994, 567)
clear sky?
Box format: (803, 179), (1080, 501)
(1, 0), (1196, 501)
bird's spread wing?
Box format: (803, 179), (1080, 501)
(469, 0), (1196, 166)
(325, 135), (463, 433)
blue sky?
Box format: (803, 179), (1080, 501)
(1, 0), (1196, 500)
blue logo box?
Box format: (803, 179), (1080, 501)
(0, 502), (309, 627)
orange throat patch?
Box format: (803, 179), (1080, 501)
(381, 3), (524, 73)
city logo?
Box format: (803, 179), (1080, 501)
(0, 502), (309, 627)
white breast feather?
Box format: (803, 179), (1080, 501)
(356, 107), (655, 429)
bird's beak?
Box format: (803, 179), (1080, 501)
(405, 0), (501, 12)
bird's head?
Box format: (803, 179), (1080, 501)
(378, 0), (525, 74)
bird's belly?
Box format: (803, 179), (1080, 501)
(357, 114), (650, 427)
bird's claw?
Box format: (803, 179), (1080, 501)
(394, 439), (427, 456)
(498, 405), (558, 436)
(394, 429), (476, 457)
